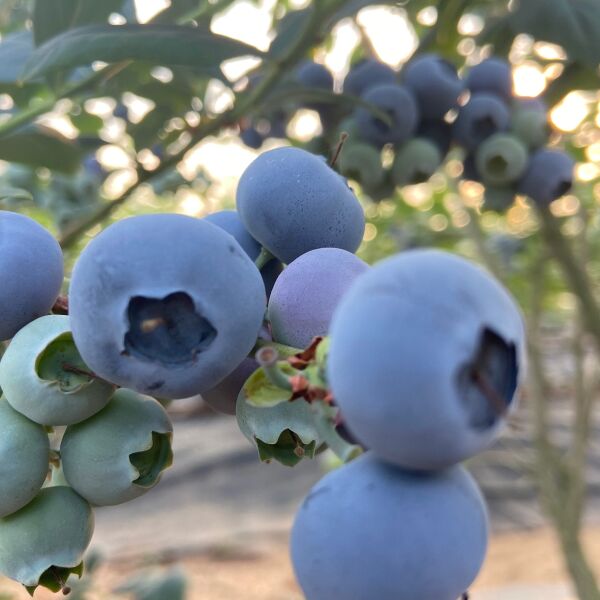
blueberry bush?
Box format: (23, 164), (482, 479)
(0, 0), (598, 598)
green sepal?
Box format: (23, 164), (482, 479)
(25, 562), (84, 596)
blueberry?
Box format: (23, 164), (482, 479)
(236, 147), (365, 264)
(295, 60), (334, 91)
(453, 93), (510, 150)
(0, 211), (64, 341)
(204, 210), (262, 260)
(0, 315), (114, 426)
(268, 248), (369, 349)
(60, 388), (173, 506)
(69, 214), (266, 398)
(0, 399), (49, 518)
(113, 103), (129, 120)
(483, 187), (516, 213)
(202, 357), (259, 415)
(416, 118), (453, 155)
(82, 155), (106, 179)
(0, 486), (94, 591)
(466, 57), (513, 101)
(392, 138), (443, 186)
(338, 142), (384, 189)
(510, 102), (549, 149)
(403, 54), (464, 119)
(240, 126), (264, 150)
(327, 249), (526, 470)
(343, 59), (398, 97)
(355, 84), (419, 146)
(291, 454), (488, 600)
(475, 133), (529, 186)
(203, 210), (283, 297)
(462, 153), (482, 182)
(517, 149), (574, 205)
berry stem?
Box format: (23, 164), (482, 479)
(51, 295), (69, 315)
(312, 402), (362, 463)
(256, 347), (293, 391)
(254, 247), (274, 270)
(330, 132), (349, 168)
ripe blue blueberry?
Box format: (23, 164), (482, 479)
(0, 315), (114, 426)
(343, 59), (397, 97)
(355, 84), (419, 146)
(518, 149), (574, 205)
(327, 249), (526, 470)
(69, 214), (266, 398)
(475, 133), (529, 186)
(0, 211), (64, 341)
(236, 147), (365, 264)
(268, 248), (369, 349)
(295, 60), (334, 91)
(403, 54), (464, 119)
(392, 138), (443, 186)
(453, 93), (510, 150)
(291, 454), (488, 600)
(60, 388), (173, 506)
(240, 126), (264, 150)
(0, 398), (49, 518)
(417, 118), (453, 155)
(466, 57), (513, 101)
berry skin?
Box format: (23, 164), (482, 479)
(403, 54), (464, 119)
(343, 59), (398, 97)
(0, 211), (64, 341)
(518, 149), (575, 205)
(483, 187), (516, 213)
(291, 454), (488, 600)
(466, 57), (513, 101)
(236, 147), (365, 264)
(327, 249), (525, 471)
(0, 315), (114, 426)
(69, 214), (266, 399)
(0, 399), (49, 518)
(60, 388), (173, 506)
(392, 138), (443, 186)
(203, 210), (283, 297)
(240, 126), (264, 150)
(355, 84), (419, 146)
(462, 153), (482, 182)
(295, 60), (334, 92)
(202, 357), (258, 415)
(204, 210), (262, 260)
(338, 142), (384, 189)
(453, 93), (510, 150)
(475, 133), (529, 186)
(0, 486), (94, 590)
(268, 248), (369, 349)
(510, 101), (549, 149)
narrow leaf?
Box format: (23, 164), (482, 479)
(22, 24), (265, 82)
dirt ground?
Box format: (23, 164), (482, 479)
(1, 526), (598, 600)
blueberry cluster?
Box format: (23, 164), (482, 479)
(290, 249), (526, 600)
(241, 55), (575, 211)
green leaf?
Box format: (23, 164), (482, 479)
(509, 0), (600, 66)
(243, 363), (298, 408)
(0, 31), (34, 83)
(33, 0), (126, 46)
(70, 111), (104, 135)
(268, 7), (314, 60)
(0, 130), (83, 173)
(21, 24), (265, 82)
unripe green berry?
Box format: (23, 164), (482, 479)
(392, 138), (443, 186)
(60, 388), (173, 506)
(475, 133), (529, 186)
(483, 186), (516, 213)
(0, 486), (93, 592)
(511, 107), (549, 149)
(0, 315), (114, 426)
(338, 142), (384, 189)
(0, 398), (49, 518)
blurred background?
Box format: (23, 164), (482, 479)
(0, 0), (599, 598)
